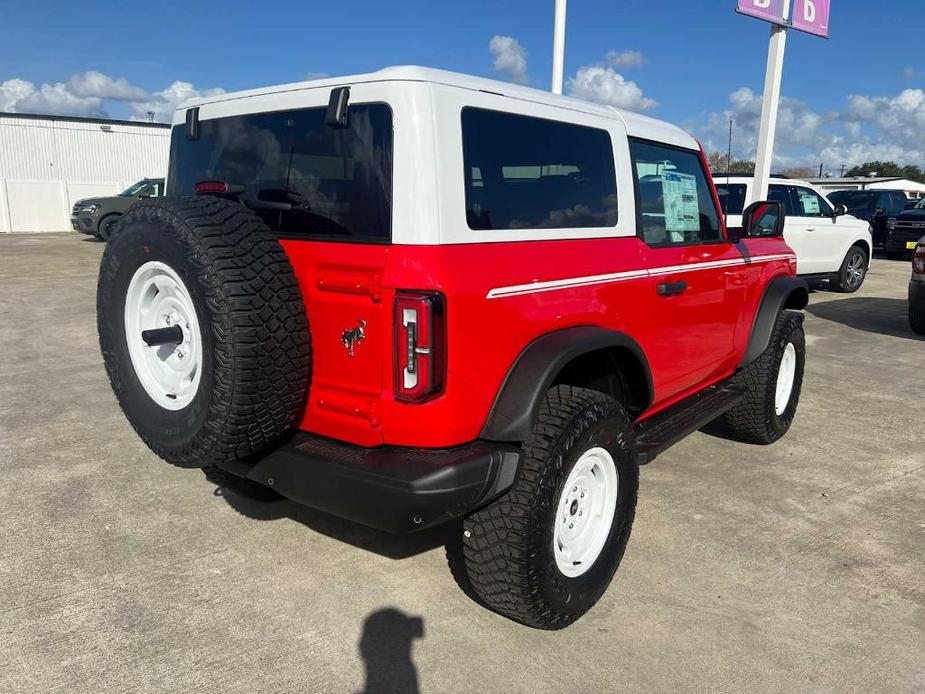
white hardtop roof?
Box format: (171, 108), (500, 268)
(177, 65), (697, 150)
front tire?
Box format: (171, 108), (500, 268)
(724, 311), (805, 445)
(462, 385), (638, 629)
(832, 246), (867, 293)
(98, 214), (120, 241)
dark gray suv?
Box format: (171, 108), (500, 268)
(71, 178), (164, 241)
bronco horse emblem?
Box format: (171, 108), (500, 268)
(341, 319), (367, 357)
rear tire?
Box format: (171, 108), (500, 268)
(832, 246), (867, 293)
(97, 197), (311, 468)
(724, 311), (805, 445)
(461, 385), (638, 629)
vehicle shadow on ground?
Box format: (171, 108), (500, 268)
(205, 469), (486, 610)
(357, 608), (425, 694)
(806, 296), (923, 342)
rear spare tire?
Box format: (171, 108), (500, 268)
(97, 197), (310, 468)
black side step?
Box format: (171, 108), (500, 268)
(633, 382), (744, 465)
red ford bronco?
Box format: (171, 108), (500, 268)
(97, 67), (808, 629)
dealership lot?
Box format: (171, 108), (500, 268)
(1, 233), (922, 693)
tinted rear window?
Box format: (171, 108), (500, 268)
(714, 183), (747, 215)
(461, 107), (618, 230)
(167, 104), (392, 241)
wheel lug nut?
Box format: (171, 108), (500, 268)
(568, 523), (574, 529)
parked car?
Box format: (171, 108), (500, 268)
(71, 178), (165, 241)
(827, 189), (908, 248)
(715, 175), (872, 292)
(885, 206), (925, 259)
(96, 67), (808, 629)
(910, 238), (925, 335)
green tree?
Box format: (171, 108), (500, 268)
(844, 161), (925, 183)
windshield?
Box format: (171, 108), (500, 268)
(827, 190), (877, 213)
(120, 180), (151, 197)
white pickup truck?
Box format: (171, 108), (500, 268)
(715, 175), (873, 292)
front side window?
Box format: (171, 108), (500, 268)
(630, 139), (721, 245)
(794, 186), (832, 217)
(167, 104), (393, 241)
(461, 108), (618, 230)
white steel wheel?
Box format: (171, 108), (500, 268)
(123, 261), (203, 411)
(775, 342), (797, 416)
(553, 446), (619, 578)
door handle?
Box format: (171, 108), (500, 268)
(805, 226), (815, 231)
(657, 281), (688, 296)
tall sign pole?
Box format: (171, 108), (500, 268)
(737, 0), (831, 203)
(551, 0), (567, 94)
(752, 1), (790, 205)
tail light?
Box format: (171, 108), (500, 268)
(913, 243), (925, 275)
(394, 291), (446, 403)
(195, 180), (231, 194)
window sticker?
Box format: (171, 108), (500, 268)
(798, 190), (820, 215)
(661, 171), (700, 234)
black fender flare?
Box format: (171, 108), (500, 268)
(480, 326), (654, 443)
(741, 275), (809, 367)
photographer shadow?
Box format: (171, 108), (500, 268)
(357, 608), (425, 694)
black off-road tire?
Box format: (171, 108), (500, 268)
(97, 196), (310, 468)
(831, 245), (868, 293)
(910, 305), (925, 336)
(724, 311), (805, 445)
(461, 385), (638, 629)
(98, 214), (120, 241)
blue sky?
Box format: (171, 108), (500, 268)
(2, 0), (924, 171)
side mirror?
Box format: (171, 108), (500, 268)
(833, 204), (848, 217)
(742, 200), (785, 238)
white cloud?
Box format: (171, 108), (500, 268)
(2, 79), (106, 117)
(694, 86), (925, 170)
(128, 80), (226, 122)
(0, 78), (35, 112)
(604, 50), (646, 69)
(489, 35), (528, 85)
(0, 71), (223, 122)
(566, 65), (657, 112)
(67, 70), (149, 101)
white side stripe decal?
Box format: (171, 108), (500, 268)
(485, 254), (795, 299)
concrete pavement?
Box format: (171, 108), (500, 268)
(1, 233), (922, 693)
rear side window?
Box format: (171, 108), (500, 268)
(167, 104), (393, 241)
(768, 184), (796, 215)
(714, 183), (747, 215)
(629, 139), (721, 245)
(461, 107), (618, 230)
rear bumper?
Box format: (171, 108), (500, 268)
(216, 433), (521, 534)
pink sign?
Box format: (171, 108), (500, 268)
(736, 0), (787, 25)
(791, 0), (831, 37)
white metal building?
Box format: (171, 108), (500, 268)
(0, 112), (170, 233)
(809, 176), (925, 200)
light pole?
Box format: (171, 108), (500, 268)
(551, 0), (567, 94)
